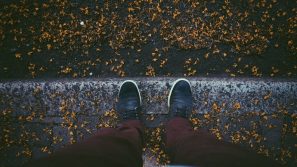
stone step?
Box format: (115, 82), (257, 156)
(1, 77), (296, 114)
(0, 77), (297, 167)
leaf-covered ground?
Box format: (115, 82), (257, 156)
(1, 79), (296, 166)
(0, 0), (296, 79)
(0, 1), (297, 166)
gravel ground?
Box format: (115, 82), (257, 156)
(0, 0), (296, 79)
(0, 0), (297, 166)
(0, 78), (297, 166)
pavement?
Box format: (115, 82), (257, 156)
(0, 77), (297, 166)
(1, 0), (297, 79)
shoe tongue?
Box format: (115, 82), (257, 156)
(170, 104), (189, 118)
(170, 99), (184, 109)
(173, 98), (190, 107)
(122, 98), (138, 110)
(175, 103), (188, 111)
(171, 99), (192, 117)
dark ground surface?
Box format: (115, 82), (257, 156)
(0, 0), (297, 167)
(0, 0), (297, 79)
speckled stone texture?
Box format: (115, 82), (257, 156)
(0, 77), (296, 167)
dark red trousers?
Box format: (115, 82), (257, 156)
(25, 118), (282, 167)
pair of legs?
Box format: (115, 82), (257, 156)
(25, 79), (282, 167)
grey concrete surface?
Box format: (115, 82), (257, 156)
(1, 77), (296, 115)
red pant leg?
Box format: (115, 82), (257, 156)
(24, 120), (144, 167)
(165, 117), (283, 167)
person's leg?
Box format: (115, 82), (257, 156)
(24, 80), (144, 167)
(165, 117), (282, 167)
(25, 120), (144, 167)
(165, 78), (283, 167)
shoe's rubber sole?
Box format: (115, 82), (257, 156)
(119, 80), (142, 105)
(167, 78), (191, 107)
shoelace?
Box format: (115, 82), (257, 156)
(172, 105), (192, 118)
(121, 106), (141, 120)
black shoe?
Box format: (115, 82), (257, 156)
(168, 78), (193, 118)
(117, 80), (142, 121)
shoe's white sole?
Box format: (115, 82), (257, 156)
(119, 80), (142, 105)
(168, 78), (191, 107)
